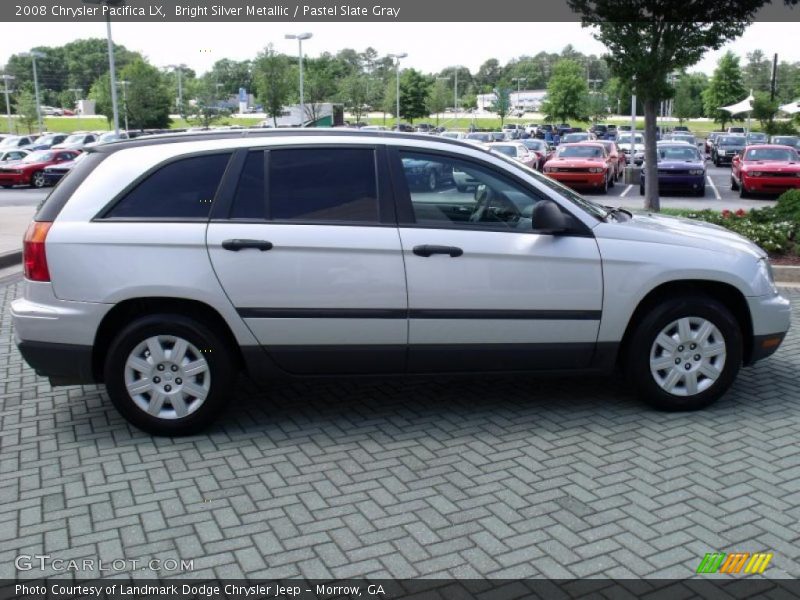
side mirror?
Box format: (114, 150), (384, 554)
(532, 200), (568, 234)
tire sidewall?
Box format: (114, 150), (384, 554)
(104, 314), (234, 435)
(627, 296), (742, 411)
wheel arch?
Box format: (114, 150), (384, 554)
(617, 280), (754, 370)
(92, 297), (244, 382)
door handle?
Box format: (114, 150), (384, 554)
(222, 239), (274, 252)
(412, 244), (463, 258)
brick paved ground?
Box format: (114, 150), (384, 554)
(1, 277), (799, 580)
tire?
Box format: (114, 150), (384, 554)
(696, 185), (706, 197)
(427, 171), (438, 191)
(31, 171), (46, 188)
(713, 158), (719, 167)
(608, 171), (615, 188)
(639, 183), (645, 195)
(730, 176), (738, 191)
(626, 295), (742, 411)
(104, 314), (235, 436)
(599, 174), (609, 194)
(739, 182), (748, 198)
(1, 185), (11, 189)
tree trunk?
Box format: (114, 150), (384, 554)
(644, 99), (660, 212)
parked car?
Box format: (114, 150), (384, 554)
(361, 125), (389, 132)
(595, 140), (627, 180)
(561, 132), (596, 144)
(673, 126), (690, 133)
(489, 131), (507, 142)
(415, 123), (435, 134)
(502, 124), (525, 139)
(727, 127), (746, 134)
(712, 135), (746, 166)
(590, 124), (608, 139)
(524, 123), (539, 135)
(90, 131), (130, 146)
(556, 123), (572, 136)
(0, 148), (30, 164)
(543, 142), (615, 193)
(769, 135), (800, 150)
(22, 133), (69, 151)
(439, 131), (466, 140)
(730, 144), (800, 197)
(745, 132), (769, 145)
(465, 132), (493, 144)
(640, 142), (706, 196)
(616, 132), (645, 165)
(52, 132), (97, 151)
(10, 130), (791, 435)
(0, 149), (79, 188)
(662, 133), (697, 146)
(487, 142), (538, 170)
(0, 135), (37, 149)
(520, 138), (554, 170)
(535, 124), (554, 139)
(391, 124), (415, 132)
(401, 155), (454, 191)
(705, 132), (725, 155)
(41, 153), (88, 187)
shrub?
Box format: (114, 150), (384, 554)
(774, 189), (800, 222)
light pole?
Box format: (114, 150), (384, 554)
(118, 80), (129, 131)
(2, 75), (14, 134)
(167, 64), (186, 115)
(285, 32), (312, 126)
(388, 53), (407, 130)
(19, 51), (45, 133)
(68, 87), (82, 124)
(512, 77), (527, 115)
(83, 0), (125, 135)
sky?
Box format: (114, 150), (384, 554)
(1, 22), (799, 83)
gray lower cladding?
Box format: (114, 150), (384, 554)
(16, 340), (95, 386)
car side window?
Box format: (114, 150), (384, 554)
(230, 151), (265, 219)
(268, 147), (378, 223)
(398, 151), (541, 231)
(104, 153), (232, 219)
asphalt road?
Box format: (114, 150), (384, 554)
(0, 162), (781, 212)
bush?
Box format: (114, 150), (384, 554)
(774, 189), (800, 222)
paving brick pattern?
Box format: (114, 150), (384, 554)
(1, 277), (799, 580)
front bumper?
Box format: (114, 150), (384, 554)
(546, 171), (606, 189)
(0, 172), (26, 186)
(745, 292), (792, 365)
(741, 176), (800, 194)
(643, 174), (705, 192)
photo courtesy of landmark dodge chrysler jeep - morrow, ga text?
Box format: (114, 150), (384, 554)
(11, 130), (791, 435)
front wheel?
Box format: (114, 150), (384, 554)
(427, 171), (438, 191)
(104, 314), (235, 435)
(639, 182), (645, 195)
(31, 171), (46, 188)
(730, 176), (738, 191)
(626, 296), (742, 411)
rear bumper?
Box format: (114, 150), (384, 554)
(15, 338), (96, 385)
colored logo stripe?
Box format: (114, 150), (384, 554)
(697, 552), (773, 574)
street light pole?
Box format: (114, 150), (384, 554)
(388, 53), (407, 130)
(83, 0), (125, 135)
(20, 52), (45, 133)
(512, 77), (527, 115)
(2, 75), (14, 134)
(168, 64), (186, 115)
(68, 87), (82, 124)
(118, 80), (129, 131)
(285, 33), (312, 126)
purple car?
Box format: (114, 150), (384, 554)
(640, 142), (706, 197)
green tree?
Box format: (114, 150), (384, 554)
(426, 79), (450, 125)
(206, 58), (252, 97)
(490, 83), (512, 126)
(301, 56), (339, 124)
(117, 60), (171, 130)
(88, 71), (113, 125)
(253, 44), (292, 127)
(475, 59), (502, 91)
(673, 72), (707, 122)
(743, 49), (772, 94)
(540, 59), (589, 123)
(587, 92), (608, 123)
(398, 69), (430, 123)
(15, 88), (39, 133)
(184, 78), (230, 128)
(752, 91), (778, 128)
(568, 0), (772, 212)
(703, 52), (747, 131)
(338, 73), (370, 124)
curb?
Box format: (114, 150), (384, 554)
(773, 265), (800, 284)
(0, 250), (22, 270)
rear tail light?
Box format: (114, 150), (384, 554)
(23, 221), (52, 282)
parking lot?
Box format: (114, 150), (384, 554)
(1, 274), (799, 579)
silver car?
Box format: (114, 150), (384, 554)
(11, 130), (791, 435)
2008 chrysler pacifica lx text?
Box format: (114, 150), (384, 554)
(11, 130), (791, 435)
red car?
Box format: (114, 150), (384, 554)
(596, 139), (627, 180)
(0, 149), (79, 189)
(731, 144), (800, 198)
(543, 142), (614, 193)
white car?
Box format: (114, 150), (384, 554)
(11, 130), (791, 435)
(617, 133), (646, 165)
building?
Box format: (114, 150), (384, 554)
(477, 90), (548, 112)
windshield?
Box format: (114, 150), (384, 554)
(492, 145), (517, 157)
(562, 133), (588, 143)
(0, 136), (20, 147)
(63, 134), (85, 144)
(744, 147), (798, 161)
(719, 136), (744, 145)
(491, 149), (608, 220)
(657, 146), (700, 161)
(522, 140), (546, 151)
(773, 137), (799, 147)
(747, 133), (767, 141)
(23, 151), (53, 163)
(466, 133), (492, 142)
(557, 145), (604, 158)
(618, 134), (643, 144)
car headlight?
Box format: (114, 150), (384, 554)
(589, 167), (603, 173)
(689, 169), (704, 175)
(749, 171), (761, 177)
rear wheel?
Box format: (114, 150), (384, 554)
(639, 182), (645, 195)
(104, 314), (235, 435)
(626, 296), (742, 411)
(31, 171), (46, 188)
(427, 171), (438, 191)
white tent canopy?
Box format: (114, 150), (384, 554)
(779, 100), (800, 115)
(719, 93), (755, 116)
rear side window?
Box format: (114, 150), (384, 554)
(230, 151), (265, 219)
(105, 153), (231, 219)
(269, 148), (378, 222)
